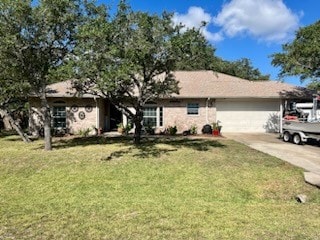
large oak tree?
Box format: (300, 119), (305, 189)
(0, 0), (91, 150)
(272, 21), (320, 84)
(69, 1), (217, 144)
(0, 0), (33, 141)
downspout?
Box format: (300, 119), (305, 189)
(206, 97), (210, 124)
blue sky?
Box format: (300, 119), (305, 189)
(99, 0), (319, 87)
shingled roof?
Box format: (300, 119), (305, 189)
(42, 71), (312, 99)
(171, 71), (311, 99)
(44, 80), (95, 98)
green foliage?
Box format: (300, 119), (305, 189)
(0, 0), (270, 146)
(307, 81), (320, 91)
(123, 123), (132, 135)
(117, 123), (125, 134)
(144, 124), (155, 135)
(212, 121), (222, 131)
(213, 58), (270, 81)
(117, 123), (132, 135)
(77, 128), (91, 137)
(271, 20), (320, 83)
(0, 1), (31, 112)
(0, 0), (85, 90)
(171, 27), (268, 81)
(166, 125), (177, 135)
(189, 124), (197, 135)
(0, 0), (94, 148)
(68, 1), (217, 143)
(173, 28), (217, 70)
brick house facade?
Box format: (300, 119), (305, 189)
(29, 71), (311, 135)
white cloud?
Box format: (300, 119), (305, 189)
(173, 7), (223, 42)
(213, 0), (300, 43)
(202, 29), (224, 42)
(173, 7), (211, 29)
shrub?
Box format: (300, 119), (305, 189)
(190, 124), (197, 135)
(117, 123), (132, 135)
(167, 125), (177, 135)
(78, 128), (91, 137)
(212, 120), (222, 131)
(124, 123), (132, 135)
(145, 124), (155, 135)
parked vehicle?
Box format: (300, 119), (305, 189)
(281, 94), (320, 145)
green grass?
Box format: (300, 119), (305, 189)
(0, 134), (320, 239)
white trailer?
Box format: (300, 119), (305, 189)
(282, 129), (320, 145)
(281, 94), (320, 145)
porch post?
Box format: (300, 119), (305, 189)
(123, 114), (128, 126)
(95, 97), (100, 130)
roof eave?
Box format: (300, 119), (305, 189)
(163, 95), (282, 99)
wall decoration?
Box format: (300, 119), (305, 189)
(71, 105), (79, 112)
(85, 105), (93, 112)
(78, 111), (86, 120)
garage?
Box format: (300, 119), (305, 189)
(216, 99), (281, 133)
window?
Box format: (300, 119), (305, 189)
(187, 103), (199, 115)
(52, 106), (66, 129)
(143, 107), (157, 127)
(143, 106), (163, 128)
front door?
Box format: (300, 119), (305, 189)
(110, 104), (122, 131)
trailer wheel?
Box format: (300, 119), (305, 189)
(293, 134), (302, 145)
(283, 131), (291, 142)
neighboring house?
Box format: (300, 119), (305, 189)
(28, 71), (312, 135)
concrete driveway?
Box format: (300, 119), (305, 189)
(223, 133), (320, 175)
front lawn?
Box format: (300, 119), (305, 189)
(0, 134), (319, 239)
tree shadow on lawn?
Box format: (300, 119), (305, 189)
(0, 131), (23, 141)
(52, 135), (225, 160)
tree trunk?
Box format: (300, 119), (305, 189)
(0, 109), (31, 142)
(133, 111), (143, 144)
(40, 93), (52, 151)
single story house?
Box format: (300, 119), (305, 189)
(28, 71), (312, 135)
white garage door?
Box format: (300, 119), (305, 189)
(216, 100), (280, 132)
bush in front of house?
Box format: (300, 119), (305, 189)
(166, 125), (177, 135)
(78, 128), (91, 137)
(117, 123), (132, 135)
(190, 124), (197, 135)
(145, 124), (155, 135)
(183, 124), (198, 136)
(212, 121), (222, 136)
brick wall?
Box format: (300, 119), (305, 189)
(29, 97), (100, 135)
(159, 98), (216, 133)
(29, 97), (216, 135)
(64, 98), (97, 134)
